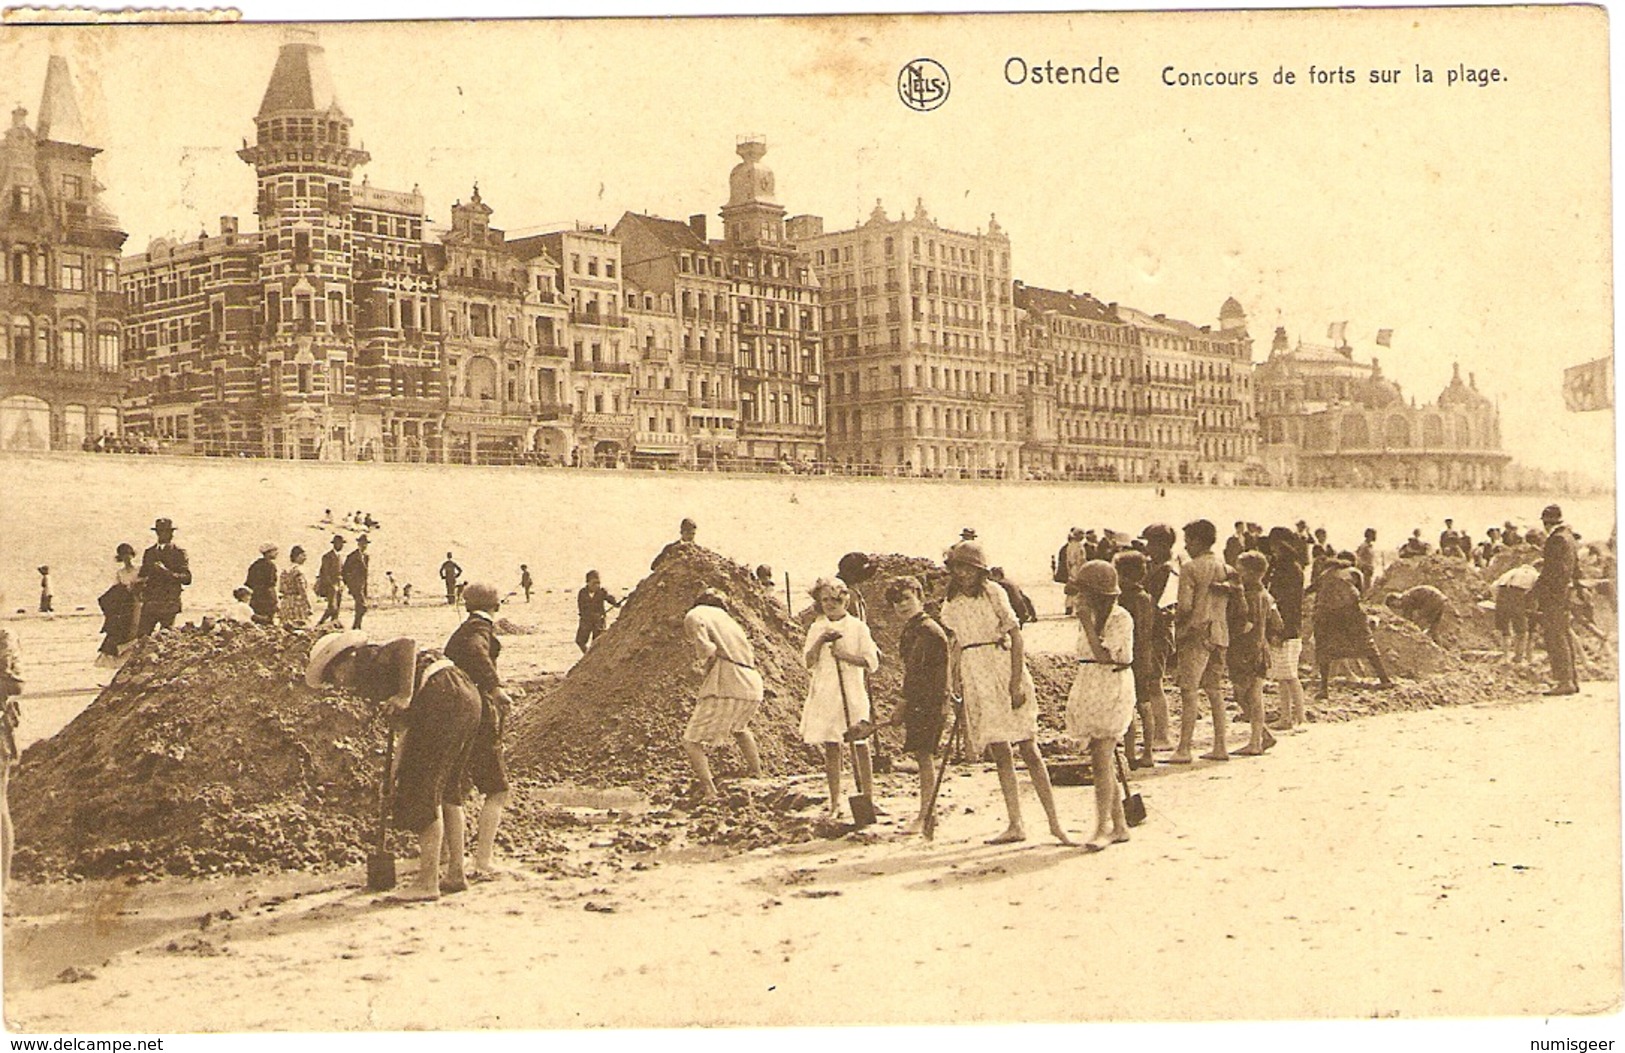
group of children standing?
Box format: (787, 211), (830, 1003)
(780, 517), (1330, 853)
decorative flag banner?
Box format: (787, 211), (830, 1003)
(1327, 320), (1348, 345)
(1562, 356), (1613, 412)
(1376, 328), (1393, 347)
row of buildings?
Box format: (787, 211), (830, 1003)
(0, 39), (1510, 488)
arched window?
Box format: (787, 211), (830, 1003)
(1422, 415), (1445, 448)
(1385, 414), (1411, 449)
(1341, 413), (1369, 449)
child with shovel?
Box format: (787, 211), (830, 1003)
(883, 576), (951, 835)
(800, 578), (880, 821)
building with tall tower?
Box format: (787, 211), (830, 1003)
(122, 32), (442, 459)
(799, 199), (1018, 476)
(0, 56), (128, 450)
(719, 138), (824, 466)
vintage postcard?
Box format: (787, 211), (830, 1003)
(0, 4), (1616, 1044)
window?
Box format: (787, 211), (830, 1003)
(587, 258), (598, 277)
(60, 255), (85, 291)
(62, 174), (84, 199)
(13, 186), (32, 212)
(606, 260), (616, 279)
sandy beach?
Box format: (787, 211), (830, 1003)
(6, 681), (1619, 1031)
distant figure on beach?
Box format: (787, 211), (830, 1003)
(519, 565), (533, 603)
(320, 509), (333, 526)
(681, 587), (765, 801)
(315, 535), (347, 627)
(344, 536), (371, 630)
(1355, 529), (1378, 593)
(223, 587), (256, 623)
(652, 518), (698, 571)
(387, 571), (399, 606)
(1532, 504), (1580, 696)
(402, 583), (414, 606)
(96, 544), (142, 666)
(137, 518), (191, 636)
(988, 566), (1037, 626)
(440, 553), (463, 605)
(1399, 530), (1430, 558)
(279, 546), (312, 628)
(445, 583), (515, 878)
(575, 571), (622, 653)
(36, 566), (51, 614)
(244, 544), (280, 626)
(1, 618), (21, 887)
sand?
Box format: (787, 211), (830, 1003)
(5, 683), (1618, 1030)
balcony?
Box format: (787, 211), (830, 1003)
(443, 274), (520, 295)
(577, 360), (632, 375)
(535, 343), (570, 359)
(632, 388), (689, 404)
(570, 310), (627, 327)
(576, 411), (636, 436)
(535, 405), (568, 422)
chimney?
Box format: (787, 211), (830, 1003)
(688, 214), (707, 241)
(220, 216), (239, 236)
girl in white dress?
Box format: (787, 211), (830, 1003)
(940, 542), (1074, 846)
(801, 578), (880, 819)
(1066, 560), (1135, 852)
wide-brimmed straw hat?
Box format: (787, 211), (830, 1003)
(947, 541), (990, 572)
(305, 630), (367, 688)
(1071, 559), (1120, 596)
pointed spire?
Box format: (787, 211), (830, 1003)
(37, 56), (86, 145)
(257, 30), (344, 119)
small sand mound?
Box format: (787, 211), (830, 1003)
(506, 544), (815, 790)
(11, 623), (394, 880)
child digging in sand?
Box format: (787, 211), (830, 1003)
(1066, 560), (1135, 852)
(883, 576), (951, 835)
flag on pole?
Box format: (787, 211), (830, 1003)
(1563, 357), (1613, 412)
(1327, 321), (1348, 346)
(1375, 328), (1393, 347)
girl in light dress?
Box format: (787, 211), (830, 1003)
(279, 545), (313, 627)
(800, 578), (880, 819)
(1066, 559), (1136, 852)
(940, 542), (1073, 846)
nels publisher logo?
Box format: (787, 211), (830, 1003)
(898, 58), (950, 112)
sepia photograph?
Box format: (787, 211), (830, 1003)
(0, 2), (1616, 1041)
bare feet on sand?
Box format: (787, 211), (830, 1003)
(986, 827), (1026, 845)
(1200, 751), (1230, 762)
(1048, 823), (1077, 846)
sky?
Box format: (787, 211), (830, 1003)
(0, 5), (1613, 481)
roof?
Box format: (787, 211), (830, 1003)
(36, 56), (86, 145)
(1012, 282), (1115, 323)
(616, 211), (708, 253)
(257, 38), (344, 119)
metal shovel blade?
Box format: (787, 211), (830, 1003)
(848, 791), (877, 829)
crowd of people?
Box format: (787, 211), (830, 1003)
(0, 500), (1607, 895)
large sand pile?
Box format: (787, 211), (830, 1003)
(505, 544), (816, 790)
(11, 623), (394, 880)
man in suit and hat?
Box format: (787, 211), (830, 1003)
(315, 535), (347, 627)
(1532, 504), (1579, 695)
(244, 544), (280, 625)
(136, 518), (191, 636)
(343, 535), (372, 630)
